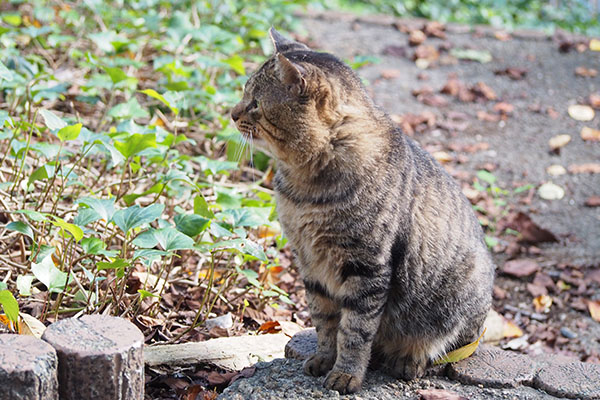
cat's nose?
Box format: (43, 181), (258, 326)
(231, 105), (242, 122)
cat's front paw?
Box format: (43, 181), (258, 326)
(303, 353), (335, 377)
(389, 356), (427, 380)
(323, 369), (362, 394)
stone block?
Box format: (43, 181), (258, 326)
(448, 345), (537, 388)
(0, 334), (58, 400)
(42, 315), (144, 400)
(534, 361), (600, 400)
(284, 328), (316, 360)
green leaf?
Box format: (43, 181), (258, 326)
(114, 133), (157, 159)
(108, 97), (149, 120)
(211, 238), (266, 261)
(112, 204), (164, 233)
(194, 194), (215, 219)
(40, 109), (67, 131)
(15, 209), (47, 222)
(215, 187), (242, 209)
(16, 275), (34, 296)
(174, 214), (210, 237)
(51, 217), (84, 242)
(139, 89), (178, 114)
(6, 221), (34, 240)
(434, 328), (486, 365)
(57, 123), (82, 142)
(76, 197), (116, 222)
(0, 60), (13, 81)
(0, 282), (6, 291)
(218, 207), (271, 228)
(0, 290), (19, 323)
(132, 227), (195, 251)
(138, 289), (158, 299)
(2, 13), (22, 27)
(484, 235), (499, 248)
(97, 257), (130, 270)
(80, 237), (106, 255)
(31, 254), (69, 293)
(476, 170), (497, 185)
(223, 55), (245, 75)
(73, 208), (102, 226)
(28, 164), (54, 186)
(103, 66), (128, 84)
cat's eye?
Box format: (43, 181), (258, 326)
(246, 99), (258, 112)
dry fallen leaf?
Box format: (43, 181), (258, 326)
(493, 102), (514, 114)
(433, 151), (453, 163)
(494, 31), (511, 41)
(19, 313), (46, 338)
(477, 111), (501, 122)
(585, 196), (600, 207)
(503, 319), (524, 339)
(494, 67), (527, 80)
(409, 30), (427, 46)
(587, 300), (600, 322)
(581, 126), (600, 141)
(548, 134), (571, 151)
(380, 69), (402, 80)
(547, 164), (567, 176)
(538, 182), (565, 200)
(257, 320), (281, 334)
(574, 66), (598, 77)
(505, 212), (558, 244)
(590, 93), (600, 109)
(501, 259), (540, 278)
(434, 328), (486, 365)
(590, 38), (600, 51)
(568, 163), (600, 174)
(568, 104), (595, 121)
(418, 389), (468, 400)
(533, 294), (553, 313)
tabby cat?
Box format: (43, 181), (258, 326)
(231, 28), (495, 394)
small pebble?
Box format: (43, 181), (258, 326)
(560, 327), (577, 339)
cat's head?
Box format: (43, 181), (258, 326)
(231, 28), (370, 167)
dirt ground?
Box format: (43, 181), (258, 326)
(299, 11), (600, 362)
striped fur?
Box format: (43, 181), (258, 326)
(231, 29), (495, 394)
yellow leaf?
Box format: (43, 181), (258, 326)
(19, 313), (46, 338)
(533, 294), (553, 313)
(0, 314), (20, 333)
(590, 38), (600, 52)
(502, 319), (523, 338)
(588, 300), (600, 322)
(434, 328), (486, 365)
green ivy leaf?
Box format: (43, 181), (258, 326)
(132, 227), (195, 251)
(194, 194), (215, 219)
(114, 133), (157, 159)
(103, 66), (128, 84)
(16, 275), (34, 296)
(112, 203), (164, 233)
(211, 238), (266, 261)
(223, 54), (245, 75)
(76, 197), (116, 222)
(51, 217), (84, 242)
(139, 89), (178, 114)
(57, 123), (82, 142)
(0, 290), (19, 323)
(476, 170), (497, 185)
(6, 221), (34, 240)
(31, 254), (69, 293)
(0, 60), (13, 81)
(97, 257), (130, 270)
(40, 109), (67, 131)
(80, 237), (106, 255)
(174, 214), (210, 237)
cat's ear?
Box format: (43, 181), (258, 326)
(276, 53), (306, 95)
(269, 27), (309, 53)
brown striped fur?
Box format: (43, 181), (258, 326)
(231, 28), (495, 394)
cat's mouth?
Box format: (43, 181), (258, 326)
(237, 121), (260, 140)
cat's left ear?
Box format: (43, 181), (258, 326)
(269, 27), (309, 53)
(276, 53), (306, 95)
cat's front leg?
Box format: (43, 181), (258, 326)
(302, 279), (340, 377)
(324, 272), (388, 394)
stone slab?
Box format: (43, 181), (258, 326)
(534, 362), (600, 400)
(218, 358), (557, 400)
(284, 328), (316, 361)
(145, 332), (290, 370)
(0, 334), (58, 400)
(448, 344), (538, 388)
(42, 315), (144, 400)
